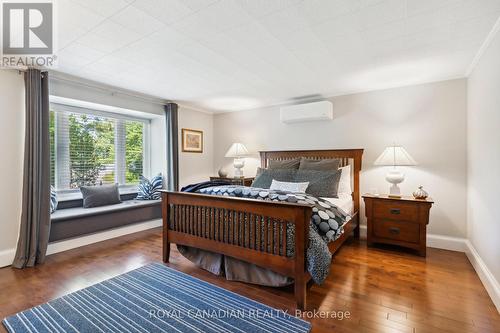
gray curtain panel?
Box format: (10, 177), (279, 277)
(165, 103), (179, 191)
(12, 69), (51, 268)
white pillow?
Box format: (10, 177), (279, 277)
(270, 179), (309, 193)
(338, 165), (352, 195)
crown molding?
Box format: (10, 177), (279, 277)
(466, 15), (500, 77)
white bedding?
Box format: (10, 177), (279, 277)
(322, 194), (354, 216)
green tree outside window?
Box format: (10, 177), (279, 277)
(49, 110), (145, 190)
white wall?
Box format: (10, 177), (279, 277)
(0, 70), (25, 266)
(213, 79), (468, 238)
(178, 107), (214, 187)
(150, 106), (214, 189)
(467, 25), (500, 307)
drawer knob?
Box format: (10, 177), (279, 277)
(390, 208), (401, 214)
(389, 227), (400, 235)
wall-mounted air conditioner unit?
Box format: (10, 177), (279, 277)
(280, 100), (333, 124)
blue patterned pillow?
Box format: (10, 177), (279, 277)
(50, 185), (58, 214)
(136, 174), (163, 200)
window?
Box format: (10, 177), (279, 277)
(49, 102), (150, 192)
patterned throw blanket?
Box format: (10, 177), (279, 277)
(198, 185), (352, 284)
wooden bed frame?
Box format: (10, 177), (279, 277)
(161, 149), (363, 310)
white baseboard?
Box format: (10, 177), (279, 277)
(358, 225), (466, 252)
(358, 224), (368, 238)
(46, 219), (162, 256)
(0, 248), (16, 268)
(465, 240), (500, 313)
(426, 233), (467, 252)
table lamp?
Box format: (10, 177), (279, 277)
(224, 143), (249, 177)
(374, 145), (417, 197)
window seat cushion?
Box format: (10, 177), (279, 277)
(49, 199), (161, 242)
(51, 199), (160, 222)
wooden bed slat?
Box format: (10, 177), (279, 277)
(282, 222), (287, 256)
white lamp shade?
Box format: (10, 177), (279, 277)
(374, 145), (417, 166)
(224, 143), (249, 158)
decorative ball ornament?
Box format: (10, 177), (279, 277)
(413, 186), (429, 199)
(218, 167), (228, 177)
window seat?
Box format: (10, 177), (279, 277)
(49, 198), (162, 242)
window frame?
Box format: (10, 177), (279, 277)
(50, 102), (151, 197)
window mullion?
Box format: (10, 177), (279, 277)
(143, 122), (151, 178)
(115, 119), (126, 185)
(56, 112), (70, 189)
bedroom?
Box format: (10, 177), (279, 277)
(0, 0), (499, 332)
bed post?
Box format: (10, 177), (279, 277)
(294, 207), (311, 311)
(162, 191), (170, 263)
(260, 151), (268, 168)
(353, 215), (360, 239)
(352, 150), (363, 239)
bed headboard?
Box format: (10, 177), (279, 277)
(259, 149), (364, 213)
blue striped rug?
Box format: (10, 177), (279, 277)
(2, 263), (311, 333)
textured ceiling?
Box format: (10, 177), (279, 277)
(56, 0), (500, 112)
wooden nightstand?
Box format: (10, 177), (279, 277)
(209, 176), (254, 187)
(363, 194), (434, 256)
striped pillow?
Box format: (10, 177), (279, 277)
(50, 185), (58, 214)
(136, 174), (163, 200)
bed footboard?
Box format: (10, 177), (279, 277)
(161, 191), (313, 310)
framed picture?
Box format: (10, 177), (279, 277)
(182, 128), (203, 153)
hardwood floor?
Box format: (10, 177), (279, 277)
(0, 228), (499, 333)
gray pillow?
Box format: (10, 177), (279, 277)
(80, 184), (121, 208)
(268, 158), (300, 169)
(255, 167), (265, 177)
(299, 158), (341, 171)
(294, 169), (342, 198)
(251, 168), (296, 189)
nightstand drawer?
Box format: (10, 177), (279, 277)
(373, 219), (420, 243)
(373, 201), (418, 222)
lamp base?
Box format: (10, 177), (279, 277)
(233, 158), (245, 178)
(386, 169), (404, 198)
(388, 184), (402, 198)
(234, 168), (244, 178)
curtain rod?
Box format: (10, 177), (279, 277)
(17, 69), (49, 78)
(17, 69), (48, 73)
